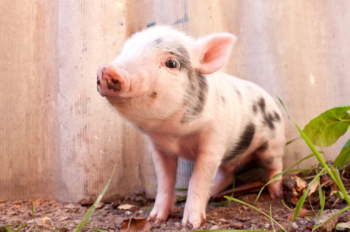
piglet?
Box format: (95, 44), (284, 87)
(96, 26), (285, 229)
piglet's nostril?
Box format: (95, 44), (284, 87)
(97, 79), (100, 85)
(112, 79), (119, 84)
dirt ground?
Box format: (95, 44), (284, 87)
(1, 189), (350, 232)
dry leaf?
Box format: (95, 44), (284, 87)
(330, 182), (338, 196)
(286, 208), (309, 221)
(120, 217), (152, 232)
(41, 216), (51, 224)
(308, 179), (319, 197)
(118, 204), (138, 210)
(14, 205), (21, 209)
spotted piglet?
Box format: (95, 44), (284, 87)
(96, 26), (285, 229)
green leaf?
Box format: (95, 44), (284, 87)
(276, 97), (335, 184)
(333, 191), (345, 200)
(312, 176), (325, 232)
(281, 199), (293, 212)
(302, 105), (350, 147)
(286, 138), (301, 146)
(4, 226), (13, 232)
(74, 165), (116, 232)
(14, 224), (27, 232)
(330, 166), (350, 206)
(334, 139), (350, 168)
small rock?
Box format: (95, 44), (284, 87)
(292, 222), (298, 229)
(175, 222), (181, 227)
(243, 221), (251, 229)
(125, 211), (131, 216)
(276, 209), (285, 215)
(238, 216), (251, 222)
(137, 210), (144, 215)
(251, 219), (258, 224)
(14, 205), (21, 209)
(135, 196), (145, 202)
(210, 225), (218, 230)
(230, 222), (243, 229)
(96, 202), (105, 209)
(152, 222), (160, 228)
(111, 201), (119, 208)
(218, 218), (228, 223)
(161, 223), (166, 229)
(257, 222), (265, 228)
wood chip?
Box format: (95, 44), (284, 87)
(308, 179), (319, 197)
(58, 216), (69, 222)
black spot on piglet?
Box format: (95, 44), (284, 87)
(257, 97), (279, 130)
(222, 122), (256, 163)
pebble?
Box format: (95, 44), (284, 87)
(125, 211), (131, 216)
(210, 225), (218, 230)
(292, 222), (298, 229)
(137, 210), (144, 215)
(111, 201), (119, 208)
(175, 222), (181, 227)
(219, 218), (228, 223)
(231, 222), (243, 229)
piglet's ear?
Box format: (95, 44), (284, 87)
(194, 33), (237, 74)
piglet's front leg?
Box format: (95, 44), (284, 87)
(182, 143), (223, 229)
(148, 148), (178, 223)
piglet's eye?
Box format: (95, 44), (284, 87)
(165, 59), (180, 69)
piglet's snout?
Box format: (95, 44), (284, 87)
(96, 63), (130, 97)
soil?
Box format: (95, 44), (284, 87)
(1, 190), (350, 232)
